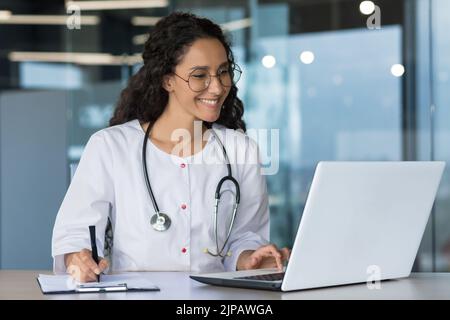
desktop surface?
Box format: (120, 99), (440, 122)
(0, 270), (449, 300)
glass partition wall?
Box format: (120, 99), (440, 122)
(0, 0), (448, 270)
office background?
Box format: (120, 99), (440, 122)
(0, 0), (448, 272)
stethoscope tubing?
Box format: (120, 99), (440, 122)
(141, 122), (240, 257)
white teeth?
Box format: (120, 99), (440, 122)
(198, 99), (218, 105)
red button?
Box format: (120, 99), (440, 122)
(180, 163), (186, 168)
(181, 204), (187, 210)
(181, 247), (187, 253)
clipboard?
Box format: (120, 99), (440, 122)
(37, 274), (160, 295)
(76, 283), (128, 293)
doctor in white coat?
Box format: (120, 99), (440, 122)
(52, 12), (290, 282)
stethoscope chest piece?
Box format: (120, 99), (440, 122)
(150, 212), (171, 232)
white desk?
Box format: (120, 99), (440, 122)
(0, 270), (449, 300)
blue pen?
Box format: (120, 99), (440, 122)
(89, 225), (100, 282)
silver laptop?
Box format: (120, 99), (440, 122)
(190, 161), (445, 291)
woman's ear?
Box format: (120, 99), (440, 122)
(162, 75), (174, 92)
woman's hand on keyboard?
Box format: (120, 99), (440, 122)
(237, 244), (291, 271)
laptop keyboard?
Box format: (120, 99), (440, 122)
(234, 272), (285, 282)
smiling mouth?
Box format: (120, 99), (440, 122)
(197, 98), (221, 108)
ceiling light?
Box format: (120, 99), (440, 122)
(391, 64), (405, 77)
(9, 52), (142, 66)
(262, 55), (276, 69)
(299, 51), (315, 64)
(220, 18), (252, 32)
(0, 14), (99, 25)
(0, 10), (12, 20)
(131, 16), (161, 26)
(65, 0), (168, 11)
(133, 34), (148, 45)
(359, 1), (376, 15)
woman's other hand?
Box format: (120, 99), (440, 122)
(237, 244), (291, 271)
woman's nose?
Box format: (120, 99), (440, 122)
(208, 75), (225, 95)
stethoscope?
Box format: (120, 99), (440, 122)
(142, 123), (240, 258)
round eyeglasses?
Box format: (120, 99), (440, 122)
(174, 64), (242, 92)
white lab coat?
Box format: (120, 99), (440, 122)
(52, 119), (269, 274)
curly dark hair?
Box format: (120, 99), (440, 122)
(109, 12), (246, 131)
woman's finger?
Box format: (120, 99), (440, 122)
(273, 253), (283, 271)
(256, 245), (283, 270)
(98, 258), (109, 272)
(280, 247), (291, 262)
(72, 255), (101, 280)
(79, 250), (101, 274)
(248, 255), (261, 269)
(67, 261), (98, 282)
(67, 264), (82, 280)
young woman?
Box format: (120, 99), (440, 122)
(52, 12), (290, 282)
